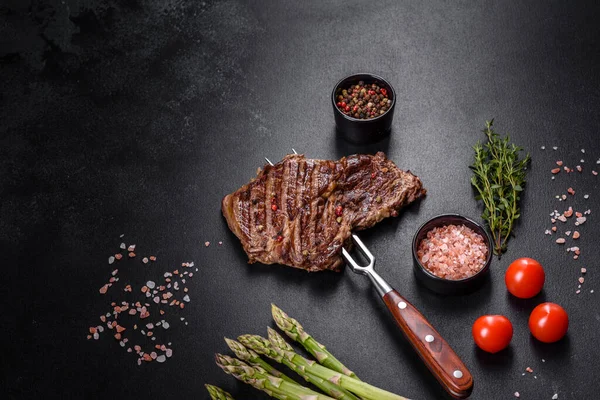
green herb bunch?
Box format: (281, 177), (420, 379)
(470, 120), (530, 257)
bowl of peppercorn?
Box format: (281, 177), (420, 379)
(332, 73), (396, 144)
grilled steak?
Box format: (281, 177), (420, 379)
(221, 152), (426, 272)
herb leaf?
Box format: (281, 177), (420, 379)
(470, 120), (530, 257)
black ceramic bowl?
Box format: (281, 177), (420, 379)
(412, 214), (493, 295)
(332, 73), (396, 144)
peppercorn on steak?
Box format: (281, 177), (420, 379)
(221, 152), (426, 272)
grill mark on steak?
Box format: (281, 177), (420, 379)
(222, 152), (426, 272)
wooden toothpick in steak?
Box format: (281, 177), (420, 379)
(221, 152), (426, 272)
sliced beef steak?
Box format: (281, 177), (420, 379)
(221, 152), (426, 272)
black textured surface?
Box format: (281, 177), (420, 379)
(2, 1), (600, 399)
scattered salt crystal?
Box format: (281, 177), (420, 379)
(542, 359), (545, 362)
(514, 392), (520, 398)
(579, 277), (585, 284)
(526, 367), (533, 373)
(111, 269), (118, 276)
(108, 256), (115, 264)
(584, 194), (589, 199)
(582, 268), (587, 274)
(576, 216), (587, 224)
(576, 290), (580, 294)
(97, 326), (104, 333)
(120, 243), (126, 249)
(120, 234), (124, 238)
(183, 294), (190, 302)
(581, 149), (585, 153)
(150, 352), (157, 359)
(142, 257), (149, 264)
(218, 241), (223, 245)
(146, 281), (156, 289)
(591, 290), (594, 293)
(156, 355), (167, 363)
(93, 332), (99, 340)
(565, 231), (571, 236)
(552, 394), (558, 400)
(553, 146), (558, 150)
(204, 241), (210, 247)
(162, 321), (170, 329)
(555, 238), (566, 244)
(166, 349), (173, 358)
(541, 146), (545, 150)
(581, 159), (585, 163)
(128, 244), (136, 251)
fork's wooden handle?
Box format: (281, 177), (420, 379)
(383, 290), (473, 399)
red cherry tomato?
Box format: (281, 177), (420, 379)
(529, 302), (569, 343)
(505, 257), (545, 299)
(472, 315), (513, 353)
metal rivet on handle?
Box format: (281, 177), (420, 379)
(425, 335), (434, 343)
(398, 302), (407, 309)
(453, 370), (463, 379)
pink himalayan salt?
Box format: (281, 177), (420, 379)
(417, 224), (488, 280)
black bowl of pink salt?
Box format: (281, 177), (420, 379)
(332, 73), (396, 144)
(412, 214), (492, 295)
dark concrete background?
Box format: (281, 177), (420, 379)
(2, 1), (600, 399)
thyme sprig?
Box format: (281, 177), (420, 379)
(470, 120), (530, 257)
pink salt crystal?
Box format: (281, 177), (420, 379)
(582, 268), (587, 274)
(579, 277), (585, 284)
(417, 224), (488, 280)
(555, 238), (566, 244)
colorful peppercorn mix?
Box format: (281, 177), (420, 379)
(336, 81), (391, 119)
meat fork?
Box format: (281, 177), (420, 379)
(264, 150), (473, 399)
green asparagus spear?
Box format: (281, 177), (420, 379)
(224, 338), (297, 384)
(241, 333), (408, 400)
(215, 353), (335, 400)
(237, 331), (359, 400)
(205, 384), (235, 400)
(271, 304), (359, 380)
